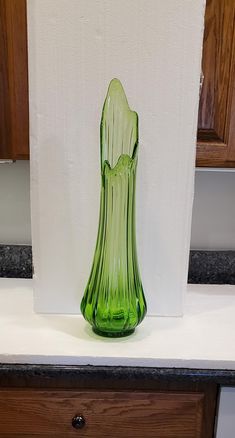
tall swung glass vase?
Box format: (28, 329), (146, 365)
(81, 79), (147, 337)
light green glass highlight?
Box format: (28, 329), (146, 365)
(80, 79), (147, 337)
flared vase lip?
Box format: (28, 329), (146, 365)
(100, 78), (139, 170)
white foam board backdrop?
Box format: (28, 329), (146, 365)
(28, 0), (205, 316)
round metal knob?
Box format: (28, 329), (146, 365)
(72, 415), (86, 430)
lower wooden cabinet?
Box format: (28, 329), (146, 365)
(0, 389), (214, 437)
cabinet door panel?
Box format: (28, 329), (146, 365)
(0, 389), (205, 437)
(0, 0), (29, 160)
(197, 0), (235, 167)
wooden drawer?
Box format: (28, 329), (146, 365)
(0, 389), (205, 437)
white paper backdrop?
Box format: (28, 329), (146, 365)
(28, 0), (205, 315)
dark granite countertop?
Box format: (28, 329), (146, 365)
(0, 244), (235, 284)
(188, 250), (235, 284)
(0, 245), (32, 279)
(0, 363), (234, 387)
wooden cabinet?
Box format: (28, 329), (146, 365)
(0, 364), (219, 438)
(197, 0), (235, 167)
(2, 0), (233, 166)
(0, 388), (214, 438)
(0, 0), (29, 160)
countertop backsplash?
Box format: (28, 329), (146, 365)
(0, 245), (32, 279)
(0, 245), (234, 285)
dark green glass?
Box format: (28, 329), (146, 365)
(80, 78), (147, 337)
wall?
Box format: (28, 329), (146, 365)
(2, 6), (233, 266)
(0, 155), (234, 253)
(191, 170), (235, 250)
(1, 166), (235, 251)
(0, 161), (31, 245)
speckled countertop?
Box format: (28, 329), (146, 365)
(0, 245), (32, 279)
(0, 245), (235, 284)
(188, 250), (235, 284)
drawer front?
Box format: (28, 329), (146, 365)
(0, 389), (204, 437)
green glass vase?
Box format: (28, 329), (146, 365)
(80, 79), (147, 337)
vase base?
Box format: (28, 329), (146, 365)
(92, 327), (135, 338)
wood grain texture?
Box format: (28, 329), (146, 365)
(197, 0), (235, 167)
(0, 365), (218, 438)
(0, 389), (205, 437)
(0, 0), (29, 160)
(227, 30), (235, 162)
(0, 0), (11, 158)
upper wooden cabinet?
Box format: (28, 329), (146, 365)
(0, 0), (29, 160)
(197, 0), (235, 167)
(1, 0), (234, 166)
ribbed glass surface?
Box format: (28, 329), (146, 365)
(81, 79), (147, 337)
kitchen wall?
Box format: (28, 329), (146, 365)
(0, 161), (31, 244)
(0, 166), (234, 250)
(0, 0), (233, 253)
(191, 170), (235, 250)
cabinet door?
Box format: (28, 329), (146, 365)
(0, 0), (29, 160)
(197, 0), (235, 167)
(0, 389), (213, 438)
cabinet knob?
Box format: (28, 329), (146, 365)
(72, 414), (86, 430)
